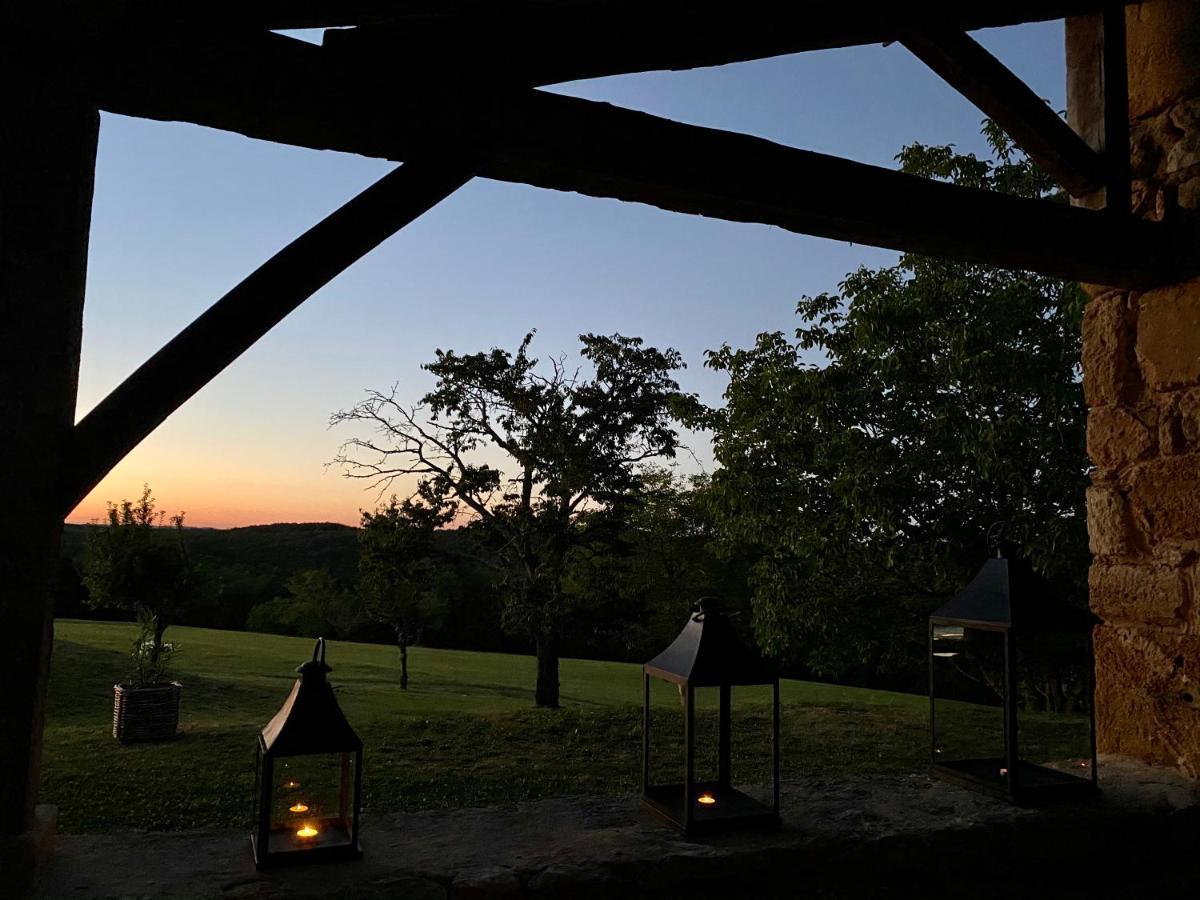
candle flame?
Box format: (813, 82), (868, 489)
(285, 780), (299, 789)
(999, 768), (1009, 777)
(697, 792), (717, 806)
(296, 825), (319, 839)
(289, 803), (309, 813)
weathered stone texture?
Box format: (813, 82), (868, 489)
(1090, 562), (1189, 624)
(1094, 626), (1200, 776)
(1126, 0), (1200, 117)
(1087, 406), (1156, 470)
(1081, 1), (1200, 779)
(1124, 454), (1200, 544)
(1135, 282), (1200, 389)
(1081, 292), (1141, 407)
(1086, 483), (1142, 558)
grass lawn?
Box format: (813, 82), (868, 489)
(42, 620), (1090, 833)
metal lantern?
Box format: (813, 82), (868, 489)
(252, 638), (364, 868)
(929, 547), (1099, 805)
(641, 599), (781, 835)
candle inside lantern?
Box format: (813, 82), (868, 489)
(296, 824), (319, 839)
(999, 767), (1009, 777)
(289, 802), (309, 813)
(285, 780), (299, 789)
(696, 792), (717, 806)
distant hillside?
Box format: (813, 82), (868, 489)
(57, 522), (508, 649)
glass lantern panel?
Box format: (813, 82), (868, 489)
(1016, 631), (1094, 783)
(646, 677), (686, 788)
(269, 753), (354, 854)
(932, 626), (1008, 777)
(728, 685), (774, 808)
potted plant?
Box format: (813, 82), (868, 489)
(112, 610), (182, 742)
(82, 485), (194, 743)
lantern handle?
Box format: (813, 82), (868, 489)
(692, 597), (741, 622)
(986, 521), (1008, 557)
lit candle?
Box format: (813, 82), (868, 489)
(697, 792), (717, 806)
(285, 780), (299, 790)
(999, 767), (1009, 777)
(289, 803), (309, 813)
(296, 824), (319, 839)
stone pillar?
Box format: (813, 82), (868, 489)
(0, 8), (98, 884)
(1071, 2), (1200, 775)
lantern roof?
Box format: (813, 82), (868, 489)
(645, 599), (776, 686)
(931, 552), (1099, 632)
(260, 638), (362, 756)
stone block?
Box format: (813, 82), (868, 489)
(1087, 483), (1143, 558)
(1125, 455), (1200, 543)
(1180, 389), (1200, 448)
(1082, 292), (1141, 406)
(1087, 406), (1156, 471)
(1126, 0), (1200, 117)
(1136, 282), (1200, 390)
(1169, 97), (1200, 133)
(1178, 177), (1200, 210)
(1166, 130), (1200, 174)
(1089, 561), (1188, 624)
(1094, 625), (1200, 777)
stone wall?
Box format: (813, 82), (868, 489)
(1078, 1), (1200, 775)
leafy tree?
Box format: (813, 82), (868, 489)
(82, 486), (195, 685)
(358, 489), (454, 689)
(702, 128), (1089, 686)
(246, 568), (360, 639)
(334, 332), (699, 707)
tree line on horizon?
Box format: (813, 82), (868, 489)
(59, 128), (1089, 710)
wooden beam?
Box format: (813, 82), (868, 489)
(94, 34), (1193, 290)
(94, 0), (1114, 34)
(901, 27), (1108, 197)
(320, 1), (1124, 87)
(0, 75), (97, 881)
(474, 90), (1188, 288)
(1102, 1), (1131, 214)
(59, 159), (474, 514)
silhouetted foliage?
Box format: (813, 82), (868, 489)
(702, 130), (1089, 688)
(334, 331), (702, 707)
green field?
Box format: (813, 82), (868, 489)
(42, 621), (1089, 833)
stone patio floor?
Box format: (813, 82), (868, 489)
(30, 757), (1200, 899)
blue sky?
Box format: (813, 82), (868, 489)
(74, 22), (1068, 526)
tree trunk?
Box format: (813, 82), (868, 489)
(0, 34), (98, 884)
(150, 616), (168, 671)
(534, 633), (560, 708)
(397, 628), (409, 691)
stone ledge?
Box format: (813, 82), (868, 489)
(31, 759), (1200, 900)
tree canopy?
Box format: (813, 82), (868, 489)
(703, 129), (1089, 686)
(334, 331), (701, 706)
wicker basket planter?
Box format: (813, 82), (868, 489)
(112, 682), (182, 743)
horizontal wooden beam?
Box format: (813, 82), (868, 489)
(901, 27), (1109, 197)
(92, 1), (1114, 34)
(320, 1), (1122, 87)
(476, 91), (1188, 289)
(94, 32), (1194, 291)
(60, 159), (473, 514)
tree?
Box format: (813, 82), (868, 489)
(246, 568), (361, 639)
(703, 127), (1089, 687)
(82, 486), (195, 684)
(358, 489), (454, 690)
(334, 332), (699, 707)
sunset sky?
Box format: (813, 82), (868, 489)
(70, 23), (1067, 528)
